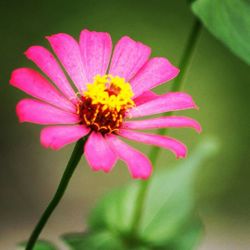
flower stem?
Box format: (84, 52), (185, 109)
(25, 137), (88, 250)
(130, 18), (202, 237)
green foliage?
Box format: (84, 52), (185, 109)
(87, 137), (218, 249)
(19, 240), (57, 250)
(88, 183), (139, 234)
(61, 231), (126, 250)
(62, 231), (153, 250)
(161, 217), (203, 250)
(192, 0), (250, 64)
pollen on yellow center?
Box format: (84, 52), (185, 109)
(77, 74), (135, 134)
(83, 74), (135, 112)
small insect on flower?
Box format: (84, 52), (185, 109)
(10, 29), (201, 179)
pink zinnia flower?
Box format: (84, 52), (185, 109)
(10, 29), (201, 179)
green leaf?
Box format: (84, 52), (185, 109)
(88, 183), (139, 234)
(162, 217), (204, 250)
(62, 230), (153, 250)
(192, 0), (250, 64)
(18, 240), (57, 250)
(88, 137), (218, 248)
(62, 231), (127, 250)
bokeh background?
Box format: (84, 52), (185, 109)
(0, 0), (249, 249)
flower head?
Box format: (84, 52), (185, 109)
(10, 29), (201, 179)
(78, 74), (135, 134)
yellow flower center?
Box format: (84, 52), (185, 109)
(77, 74), (135, 134)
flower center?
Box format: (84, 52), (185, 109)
(76, 74), (135, 134)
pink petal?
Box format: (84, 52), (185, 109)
(129, 92), (198, 118)
(25, 46), (76, 100)
(79, 29), (112, 82)
(16, 99), (80, 125)
(123, 116), (201, 133)
(133, 90), (159, 106)
(10, 68), (75, 112)
(106, 135), (152, 179)
(47, 33), (87, 92)
(40, 125), (90, 150)
(119, 129), (187, 158)
(131, 57), (179, 98)
(85, 132), (117, 172)
(109, 36), (151, 81)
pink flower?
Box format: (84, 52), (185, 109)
(10, 29), (201, 179)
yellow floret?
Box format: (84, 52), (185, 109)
(83, 74), (135, 111)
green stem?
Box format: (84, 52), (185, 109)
(25, 137), (88, 250)
(130, 18), (202, 236)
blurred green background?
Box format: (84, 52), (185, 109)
(0, 0), (249, 249)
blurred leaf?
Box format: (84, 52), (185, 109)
(88, 137), (218, 248)
(161, 217), (203, 250)
(62, 231), (151, 250)
(192, 0), (250, 64)
(18, 240), (57, 250)
(62, 231), (125, 250)
(88, 183), (139, 234)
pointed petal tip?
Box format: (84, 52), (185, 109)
(187, 96), (199, 110)
(176, 154), (185, 159)
(45, 34), (63, 42)
(45, 33), (73, 41)
(81, 28), (90, 32)
(10, 68), (27, 86)
(89, 165), (113, 174)
(10, 68), (29, 86)
(196, 123), (202, 133)
(171, 65), (180, 78)
(175, 66), (180, 74)
(16, 100), (25, 123)
(23, 45), (41, 58)
(176, 148), (187, 159)
(128, 155), (153, 180)
(41, 142), (60, 151)
(189, 119), (202, 133)
(103, 168), (112, 173)
(89, 163), (114, 173)
(24, 45), (36, 55)
(40, 133), (55, 150)
(45, 34), (61, 44)
(80, 28), (111, 36)
(45, 34), (58, 39)
(23, 49), (29, 57)
(40, 130), (61, 150)
(9, 68), (20, 86)
(91, 167), (112, 174)
(17, 114), (25, 123)
(132, 171), (152, 180)
(45, 35), (52, 41)
(17, 117), (25, 123)
(180, 144), (187, 158)
(91, 167), (101, 172)
(9, 71), (15, 86)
